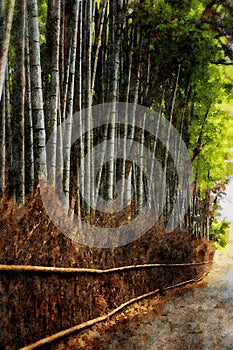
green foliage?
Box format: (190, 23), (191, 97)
(189, 64), (233, 196)
(38, 0), (47, 44)
(209, 219), (230, 249)
(133, 0), (224, 75)
(131, 0), (233, 234)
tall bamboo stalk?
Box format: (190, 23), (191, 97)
(0, 83), (5, 198)
(25, 25), (34, 195)
(63, 0), (80, 209)
(91, 1), (108, 97)
(0, 0), (6, 197)
(77, 0), (85, 219)
(27, 0), (47, 181)
(162, 64), (181, 223)
(5, 66), (12, 196)
(46, 0), (61, 186)
(86, 0), (94, 217)
(11, 0), (26, 203)
(0, 0), (15, 102)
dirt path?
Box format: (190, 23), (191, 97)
(100, 226), (233, 350)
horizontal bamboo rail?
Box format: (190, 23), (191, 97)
(19, 273), (208, 350)
(0, 261), (213, 274)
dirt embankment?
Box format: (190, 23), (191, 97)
(0, 192), (215, 349)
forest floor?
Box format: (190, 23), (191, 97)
(65, 226), (233, 350)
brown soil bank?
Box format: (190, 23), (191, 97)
(0, 192), (215, 349)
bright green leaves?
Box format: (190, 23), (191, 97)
(38, 0), (47, 44)
(187, 1), (205, 19)
(144, 0), (173, 22)
(189, 64), (233, 196)
(131, 1), (233, 198)
(210, 219), (230, 249)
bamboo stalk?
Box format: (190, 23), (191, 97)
(91, 0), (108, 96)
(0, 261), (213, 274)
(19, 273), (207, 350)
(0, 0), (15, 101)
(19, 314), (107, 350)
(63, 0), (80, 210)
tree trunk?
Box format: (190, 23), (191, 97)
(91, 1), (108, 97)
(63, 0), (79, 209)
(11, 0), (26, 203)
(163, 65), (181, 224)
(0, 83), (6, 198)
(0, 0), (15, 102)
(106, 0), (123, 201)
(0, 0), (6, 197)
(83, 0), (93, 217)
(25, 24), (35, 195)
(27, 0), (47, 181)
(46, 0), (61, 186)
(4, 67), (12, 196)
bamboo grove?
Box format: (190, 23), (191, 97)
(0, 0), (233, 242)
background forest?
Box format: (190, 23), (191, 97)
(0, 0), (233, 244)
